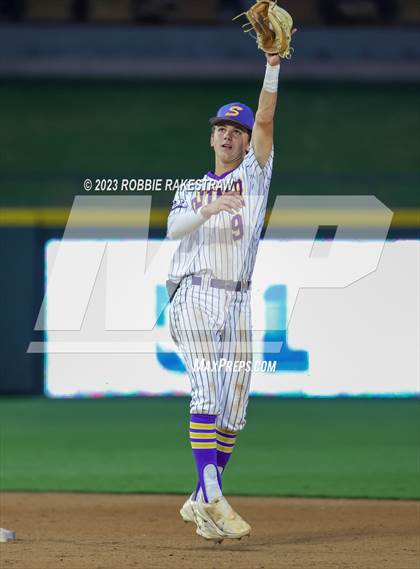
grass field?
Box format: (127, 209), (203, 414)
(1, 80), (419, 208)
(1, 397), (418, 499)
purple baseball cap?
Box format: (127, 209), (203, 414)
(209, 102), (254, 132)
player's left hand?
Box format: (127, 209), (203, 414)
(265, 29), (297, 66)
(265, 53), (281, 66)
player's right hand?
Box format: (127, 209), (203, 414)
(200, 193), (245, 220)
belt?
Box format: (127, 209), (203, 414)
(191, 275), (251, 292)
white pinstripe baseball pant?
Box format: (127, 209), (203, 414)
(169, 275), (253, 431)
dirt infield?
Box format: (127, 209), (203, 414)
(1, 493), (419, 569)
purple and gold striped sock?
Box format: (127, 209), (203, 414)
(216, 427), (237, 473)
(189, 413), (222, 503)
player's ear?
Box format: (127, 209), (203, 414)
(246, 132), (252, 152)
(210, 131), (214, 148)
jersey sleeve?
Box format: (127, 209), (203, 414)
(242, 145), (274, 194)
(168, 182), (195, 218)
(167, 181), (206, 239)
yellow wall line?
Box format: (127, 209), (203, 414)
(0, 207), (418, 228)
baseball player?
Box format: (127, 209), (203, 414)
(166, 52), (282, 541)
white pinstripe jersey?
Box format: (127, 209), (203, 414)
(168, 146), (274, 283)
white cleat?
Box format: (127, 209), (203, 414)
(180, 494), (197, 524)
(180, 494), (223, 541)
(194, 508), (225, 542)
(194, 496), (251, 541)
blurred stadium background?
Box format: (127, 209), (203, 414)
(0, 0), (419, 499)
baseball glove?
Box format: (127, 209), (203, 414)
(233, 0), (294, 59)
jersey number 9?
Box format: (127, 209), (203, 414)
(231, 214), (244, 241)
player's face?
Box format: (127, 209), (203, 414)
(211, 123), (250, 164)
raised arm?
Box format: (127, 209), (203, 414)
(251, 53), (281, 170)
